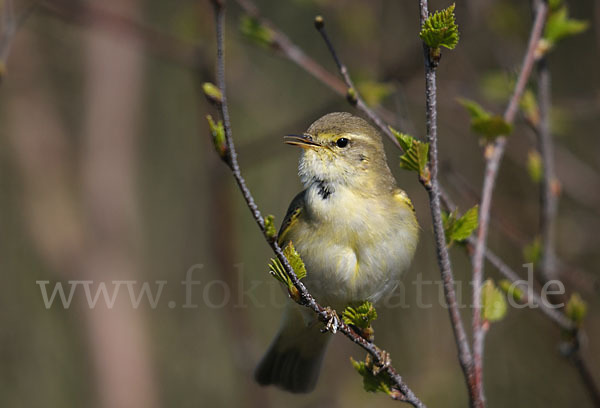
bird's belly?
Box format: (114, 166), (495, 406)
(290, 203), (417, 309)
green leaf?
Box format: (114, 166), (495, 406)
(442, 205), (479, 246)
(566, 293), (587, 326)
(544, 7), (588, 47)
(206, 115), (226, 157)
(458, 98), (489, 120)
(268, 242), (306, 301)
(389, 127), (430, 178)
(451, 205), (479, 242)
(350, 357), (395, 395)
(202, 82), (223, 104)
(520, 89), (540, 125)
(342, 301), (377, 330)
(499, 279), (525, 302)
(523, 236), (542, 265)
(356, 80), (393, 107)
(527, 150), (543, 183)
(458, 98), (513, 141)
(264, 214), (276, 240)
(240, 16), (275, 48)
(479, 72), (514, 103)
(481, 279), (507, 322)
(548, 0), (563, 12)
(390, 128), (414, 152)
(472, 116), (513, 141)
(419, 3), (459, 50)
(283, 241), (307, 280)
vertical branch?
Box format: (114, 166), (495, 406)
(417, 0), (478, 406)
(536, 37), (600, 408)
(536, 57), (558, 283)
(470, 3), (548, 406)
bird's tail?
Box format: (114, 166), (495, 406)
(255, 306), (332, 393)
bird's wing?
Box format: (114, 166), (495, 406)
(278, 190), (306, 246)
(393, 188), (415, 213)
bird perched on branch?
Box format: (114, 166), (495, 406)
(255, 112), (419, 393)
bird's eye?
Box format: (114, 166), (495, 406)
(336, 138), (349, 148)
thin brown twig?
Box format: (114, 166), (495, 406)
(438, 189), (575, 331)
(233, 0), (402, 145)
(207, 1), (426, 406)
(536, 57), (559, 283)
(417, 0), (479, 406)
(535, 36), (600, 406)
(470, 3), (548, 406)
(313, 16), (400, 148)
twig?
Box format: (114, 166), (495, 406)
(417, 0), (478, 406)
(437, 189), (575, 331)
(470, 3), (548, 406)
(535, 38), (600, 406)
(208, 1), (426, 406)
(233, 0), (402, 147)
(313, 17), (399, 148)
(536, 57), (558, 283)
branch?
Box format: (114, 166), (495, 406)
(439, 189), (574, 331)
(535, 36), (600, 406)
(207, 1), (425, 406)
(417, 1), (478, 406)
(470, 3), (548, 406)
(313, 16), (399, 148)
(536, 57), (559, 283)
(234, 0), (403, 146)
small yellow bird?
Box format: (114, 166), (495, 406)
(255, 112), (419, 393)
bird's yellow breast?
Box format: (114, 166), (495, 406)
(285, 184), (418, 310)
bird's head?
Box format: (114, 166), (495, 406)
(285, 112), (393, 191)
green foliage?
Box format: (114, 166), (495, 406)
(566, 293), (587, 326)
(442, 205), (479, 247)
(202, 82), (223, 104)
(269, 242), (307, 301)
(527, 150), (543, 183)
(389, 127), (430, 179)
(264, 214), (276, 240)
(206, 115), (226, 157)
(481, 279), (507, 322)
(458, 98), (513, 141)
(356, 80), (394, 107)
(543, 7), (588, 48)
(499, 279), (525, 303)
(350, 357), (395, 395)
(240, 16), (275, 48)
(346, 87), (358, 104)
(419, 3), (459, 50)
(523, 236), (542, 265)
(479, 72), (514, 103)
(342, 301), (377, 330)
(520, 89), (540, 125)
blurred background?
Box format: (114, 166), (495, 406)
(0, 0), (598, 407)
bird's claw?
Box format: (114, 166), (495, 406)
(321, 307), (340, 334)
(373, 350), (391, 375)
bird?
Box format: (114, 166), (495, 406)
(255, 112), (419, 393)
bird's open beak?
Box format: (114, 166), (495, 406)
(284, 134), (321, 149)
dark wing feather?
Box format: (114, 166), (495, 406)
(277, 190), (306, 246)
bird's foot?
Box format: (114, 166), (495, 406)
(321, 307), (340, 334)
(372, 350), (391, 375)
